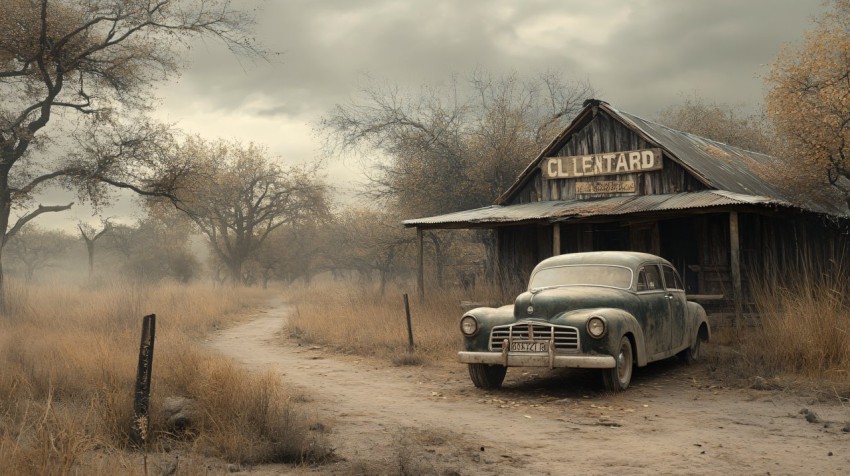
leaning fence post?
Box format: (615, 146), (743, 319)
(403, 293), (415, 350)
(130, 314), (156, 447)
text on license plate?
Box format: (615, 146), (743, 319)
(509, 341), (548, 352)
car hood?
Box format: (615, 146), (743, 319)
(515, 286), (637, 320)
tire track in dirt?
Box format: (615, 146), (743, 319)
(208, 303), (850, 475)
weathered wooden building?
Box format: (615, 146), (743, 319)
(404, 99), (850, 318)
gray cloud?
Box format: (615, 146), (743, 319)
(30, 0), (828, 229)
(160, 0), (822, 121)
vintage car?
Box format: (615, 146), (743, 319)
(458, 251), (710, 391)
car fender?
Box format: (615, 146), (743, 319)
(461, 305), (515, 351)
(555, 308), (648, 366)
(686, 301), (711, 343)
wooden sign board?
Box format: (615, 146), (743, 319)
(576, 181), (636, 194)
(542, 148), (662, 179)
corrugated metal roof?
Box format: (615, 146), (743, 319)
(494, 100), (848, 218)
(608, 105), (848, 217)
(404, 190), (792, 227)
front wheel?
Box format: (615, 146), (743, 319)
(602, 336), (633, 391)
(468, 363), (507, 389)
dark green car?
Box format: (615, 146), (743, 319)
(458, 251), (710, 391)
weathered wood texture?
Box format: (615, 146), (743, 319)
(496, 226), (551, 295)
(511, 111), (708, 204)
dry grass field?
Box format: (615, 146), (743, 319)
(709, 271), (850, 392)
(0, 280), (328, 475)
(288, 275), (850, 395)
(285, 279), (502, 364)
(5, 271), (846, 474)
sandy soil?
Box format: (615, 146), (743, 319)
(208, 302), (849, 475)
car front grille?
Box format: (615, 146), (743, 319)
(489, 323), (579, 352)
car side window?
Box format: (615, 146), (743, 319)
(662, 265), (684, 291)
(637, 265), (662, 291)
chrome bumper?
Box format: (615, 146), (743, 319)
(458, 351), (616, 369)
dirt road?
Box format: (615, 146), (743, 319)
(209, 303), (849, 475)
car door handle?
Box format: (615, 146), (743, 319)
(664, 293), (674, 299)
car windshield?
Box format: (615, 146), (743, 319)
(529, 265), (633, 290)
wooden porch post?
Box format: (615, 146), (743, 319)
(552, 223), (561, 256)
(729, 211), (743, 326)
(494, 228), (502, 296)
(417, 227), (425, 302)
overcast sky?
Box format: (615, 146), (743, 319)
(45, 0), (825, 230)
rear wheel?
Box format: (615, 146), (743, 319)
(468, 364), (507, 389)
(602, 336), (633, 391)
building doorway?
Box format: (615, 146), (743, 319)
(660, 218), (700, 293)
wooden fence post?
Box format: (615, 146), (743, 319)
(417, 228), (425, 302)
(403, 293), (414, 350)
(130, 314), (156, 447)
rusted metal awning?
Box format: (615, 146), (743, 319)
(404, 190), (792, 229)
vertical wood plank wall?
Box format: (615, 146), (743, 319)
(511, 111), (709, 204)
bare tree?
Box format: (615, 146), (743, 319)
(0, 0), (262, 299)
(321, 70), (594, 217)
(321, 70), (593, 287)
(174, 138), (330, 285)
(322, 209), (415, 296)
(4, 225), (73, 281)
(78, 220), (111, 278)
(103, 208), (198, 282)
(252, 217), (326, 288)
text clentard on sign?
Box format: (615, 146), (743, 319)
(542, 148), (663, 179)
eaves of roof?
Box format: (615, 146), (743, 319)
(403, 190), (795, 228)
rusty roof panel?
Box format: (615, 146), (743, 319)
(403, 191), (793, 227)
(606, 105), (849, 217)
(495, 100), (848, 218)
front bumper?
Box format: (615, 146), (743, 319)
(458, 351), (616, 369)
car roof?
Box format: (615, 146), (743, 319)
(533, 251), (670, 272)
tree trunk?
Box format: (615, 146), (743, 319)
(478, 230), (497, 285)
(427, 232), (445, 288)
(0, 173), (12, 309)
(86, 242), (95, 279)
(228, 261), (243, 286)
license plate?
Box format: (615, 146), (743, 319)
(509, 341), (548, 352)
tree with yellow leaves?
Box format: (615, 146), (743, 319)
(766, 0), (850, 209)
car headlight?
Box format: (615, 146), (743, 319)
(587, 316), (606, 338)
(460, 315), (479, 336)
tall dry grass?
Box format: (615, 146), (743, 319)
(709, 268), (850, 392)
(0, 279), (327, 475)
(284, 278), (503, 363)
(291, 273), (850, 397)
